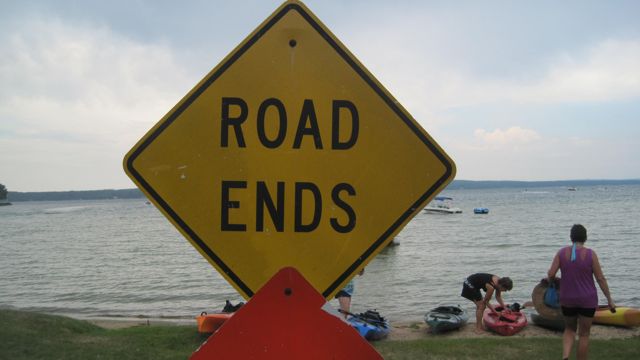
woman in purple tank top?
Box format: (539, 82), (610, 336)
(547, 224), (615, 360)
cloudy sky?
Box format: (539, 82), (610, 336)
(1, 0), (639, 192)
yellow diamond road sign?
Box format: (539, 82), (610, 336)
(124, 0), (455, 300)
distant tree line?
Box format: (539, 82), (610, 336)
(446, 179), (640, 190)
(0, 183), (7, 200)
(4, 179), (639, 202)
(8, 188), (145, 202)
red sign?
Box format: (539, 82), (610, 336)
(190, 267), (382, 360)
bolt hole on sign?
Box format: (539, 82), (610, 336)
(123, 0), (455, 300)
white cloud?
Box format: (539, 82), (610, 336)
(442, 38), (640, 108)
(2, 5), (639, 190)
(343, 16), (640, 115)
(447, 129), (640, 181)
(0, 17), (196, 191)
(1, 17), (193, 137)
(526, 39), (640, 103)
(473, 127), (541, 149)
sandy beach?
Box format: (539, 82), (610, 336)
(87, 317), (640, 341)
(388, 320), (640, 341)
(87, 317), (196, 330)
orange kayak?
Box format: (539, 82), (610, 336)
(196, 312), (233, 333)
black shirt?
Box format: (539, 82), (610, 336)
(467, 273), (495, 292)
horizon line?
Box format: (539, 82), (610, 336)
(7, 178), (640, 194)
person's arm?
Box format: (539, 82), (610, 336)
(547, 253), (560, 281)
(592, 251), (616, 311)
(484, 285), (498, 313)
(495, 289), (506, 309)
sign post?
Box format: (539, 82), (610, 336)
(124, 1), (455, 357)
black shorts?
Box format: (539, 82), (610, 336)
(561, 306), (596, 318)
(461, 282), (482, 302)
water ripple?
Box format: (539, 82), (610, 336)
(2, 186), (640, 322)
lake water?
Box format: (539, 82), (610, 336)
(1, 184), (639, 323)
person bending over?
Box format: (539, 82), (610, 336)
(461, 273), (513, 333)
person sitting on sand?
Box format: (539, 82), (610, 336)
(461, 273), (513, 333)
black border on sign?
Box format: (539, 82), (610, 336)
(125, 3), (454, 299)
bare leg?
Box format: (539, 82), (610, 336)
(338, 296), (351, 319)
(474, 300), (485, 333)
(563, 315), (578, 359)
(576, 315), (593, 360)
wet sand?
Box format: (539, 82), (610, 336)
(88, 317), (195, 330)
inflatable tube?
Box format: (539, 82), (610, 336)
(531, 312), (564, 331)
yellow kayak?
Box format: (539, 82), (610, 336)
(593, 306), (640, 327)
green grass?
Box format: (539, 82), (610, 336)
(0, 310), (205, 359)
(375, 337), (640, 360)
(1, 309), (639, 359)
(375, 337), (557, 360)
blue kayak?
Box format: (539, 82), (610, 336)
(347, 310), (390, 341)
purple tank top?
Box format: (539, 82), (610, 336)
(558, 246), (597, 308)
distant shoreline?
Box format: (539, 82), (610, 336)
(6, 179), (640, 202)
(447, 179), (640, 190)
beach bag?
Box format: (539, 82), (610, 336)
(544, 283), (560, 308)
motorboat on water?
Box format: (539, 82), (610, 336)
(423, 196), (462, 214)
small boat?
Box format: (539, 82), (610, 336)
(483, 306), (527, 336)
(593, 306), (640, 327)
(346, 310), (390, 341)
(567, 187), (577, 191)
(531, 306), (639, 329)
(423, 196), (462, 214)
(473, 207), (489, 214)
(196, 300), (244, 333)
(196, 312), (233, 333)
(424, 305), (468, 333)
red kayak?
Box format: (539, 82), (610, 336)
(196, 312), (233, 333)
(483, 306), (527, 336)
